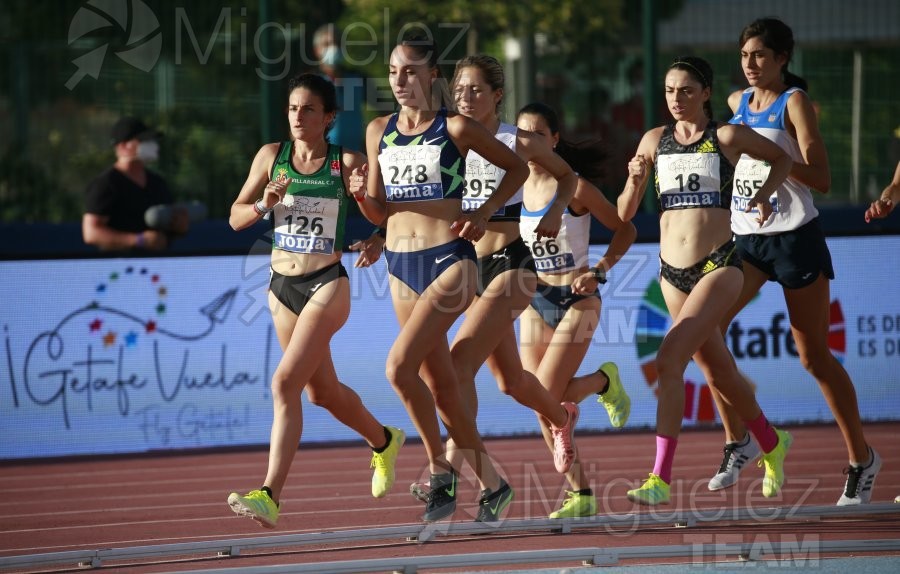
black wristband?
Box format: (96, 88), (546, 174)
(374, 227), (387, 239)
(589, 267), (607, 284)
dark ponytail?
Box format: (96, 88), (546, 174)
(782, 70), (808, 91)
(669, 56), (714, 119)
(516, 102), (608, 181)
(740, 17), (808, 91)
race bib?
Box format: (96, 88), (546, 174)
(272, 195), (339, 254)
(657, 152), (721, 210)
(521, 214), (574, 272)
(731, 156), (780, 213)
(462, 155), (503, 214)
(379, 145), (444, 201)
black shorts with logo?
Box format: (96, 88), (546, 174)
(530, 283), (600, 329)
(476, 237), (536, 296)
(269, 261), (348, 315)
(735, 218), (835, 289)
(660, 240), (742, 294)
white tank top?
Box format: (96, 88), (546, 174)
(462, 122), (524, 221)
(520, 195), (590, 274)
(729, 87), (819, 235)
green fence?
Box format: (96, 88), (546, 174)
(1, 0), (897, 223)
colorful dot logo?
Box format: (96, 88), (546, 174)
(88, 266), (167, 349)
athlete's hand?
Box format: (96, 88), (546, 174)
(348, 233), (384, 268)
(864, 197), (894, 223)
(263, 174), (289, 208)
(745, 194), (774, 226)
(627, 154), (649, 180)
(534, 207), (562, 240)
(451, 213), (487, 243)
(571, 272), (600, 295)
(348, 164), (368, 200)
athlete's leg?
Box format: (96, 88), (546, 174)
(519, 305), (552, 375)
(532, 298), (601, 491)
(656, 268), (742, 439)
(304, 348), (387, 449)
(784, 274), (868, 463)
(263, 277), (350, 502)
(444, 269), (568, 472)
(451, 268), (563, 424)
(386, 269), (463, 475)
(702, 261), (768, 442)
(625, 268), (743, 505)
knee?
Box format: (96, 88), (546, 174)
(384, 360), (404, 393)
(304, 385), (334, 409)
(655, 352), (688, 386)
(798, 346), (833, 379)
(432, 386), (463, 416)
(269, 370), (296, 406)
(495, 370), (523, 398)
(449, 347), (477, 382)
(385, 355), (418, 398)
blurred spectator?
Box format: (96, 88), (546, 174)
(312, 23), (366, 152)
(82, 116), (190, 251)
(606, 59), (668, 199)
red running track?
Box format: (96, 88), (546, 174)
(1, 423), (899, 572)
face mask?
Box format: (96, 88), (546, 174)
(321, 45), (341, 67)
(136, 140), (159, 162)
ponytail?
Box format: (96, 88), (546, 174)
(516, 102), (608, 181)
(782, 70), (808, 91)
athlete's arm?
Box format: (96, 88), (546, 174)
(719, 124), (792, 225)
(784, 90), (831, 193)
(617, 127), (662, 222)
(359, 116), (390, 227)
(726, 90), (743, 115)
(447, 113), (530, 241)
(230, 143), (284, 231)
(570, 177), (637, 295)
(517, 129), (577, 239)
(865, 161), (900, 222)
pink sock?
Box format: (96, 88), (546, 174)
(746, 412), (778, 453)
(653, 435), (678, 484)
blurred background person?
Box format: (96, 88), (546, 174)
(312, 23), (366, 152)
(82, 116), (190, 251)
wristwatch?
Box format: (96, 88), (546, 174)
(589, 267), (607, 284)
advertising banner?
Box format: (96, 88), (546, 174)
(2, 236), (897, 459)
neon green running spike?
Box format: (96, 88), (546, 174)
(371, 426), (405, 498)
(549, 490), (597, 519)
(627, 473), (671, 506)
(759, 428), (792, 497)
(227, 489), (279, 528)
(597, 362), (631, 428)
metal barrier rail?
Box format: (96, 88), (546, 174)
(173, 538), (900, 574)
(1, 503), (898, 571)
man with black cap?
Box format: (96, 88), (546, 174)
(82, 116), (188, 251)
